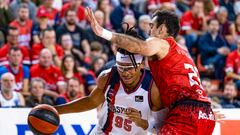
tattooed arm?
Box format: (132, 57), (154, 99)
(86, 7), (168, 57)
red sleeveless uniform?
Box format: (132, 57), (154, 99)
(148, 37), (215, 135)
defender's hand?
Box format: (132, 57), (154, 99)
(85, 7), (103, 37)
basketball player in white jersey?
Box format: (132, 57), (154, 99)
(55, 27), (164, 134)
(0, 72), (25, 107)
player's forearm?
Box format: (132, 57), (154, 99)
(111, 33), (146, 54)
(55, 96), (98, 114)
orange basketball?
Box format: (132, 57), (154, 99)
(27, 104), (60, 134)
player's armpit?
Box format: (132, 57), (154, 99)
(150, 81), (162, 111)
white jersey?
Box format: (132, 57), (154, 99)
(0, 91), (21, 107)
(93, 67), (154, 135)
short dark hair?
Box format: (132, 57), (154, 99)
(7, 26), (18, 36)
(8, 46), (22, 54)
(152, 10), (180, 38)
(41, 27), (55, 38)
(207, 18), (219, 25)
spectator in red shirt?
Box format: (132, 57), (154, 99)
(0, 47), (30, 95)
(60, 0), (85, 22)
(180, 0), (207, 55)
(225, 38), (240, 90)
(55, 77), (84, 105)
(37, 0), (59, 27)
(31, 27), (63, 67)
(10, 3), (32, 49)
(30, 48), (64, 98)
(0, 26), (30, 66)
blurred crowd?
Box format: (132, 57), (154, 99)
(0, 0), (240, 109)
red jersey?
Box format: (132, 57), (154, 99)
(64, 73), (84, 84)
(0, 44), (30, 66)
(37, 5), (58, 26)
(30, 64), (64, 92)
(180, 11), (203, 34)
(31, 43), (64, 64)
(10, 19), (32, 48)
(148, 37), (209, 108)
(225, 50), (240, 75)
(60, 3), (85, 21)
(59, 92), (84, 103)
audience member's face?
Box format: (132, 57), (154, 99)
(208, 20), (220, 34)
(192, 1), (204, 16)
(67, 79), (80, 98)
(121, 0), (132, 6)
(99, 0), (110, 10)
(122, 16), (136, 31)
(1, 74), (15, 92)
(9, 50), (23, 67)
(237, 40), (240, 52)
(93, 58), (105, 73)
(31, 81), (44, 98)
(64, 57), (75, 71)
(139, 19), (151, 33)
(236, 15), (240, 25)
(39, 51), (53, 68)
(95, 11), (104, 26)
(61, 35), (73, 50)
(38, 17), (48, 28)
(70, 0), (82, 7)
(18, 8), (29, 21)
(224, 84), (237, 100)
(44, 0), (53, 8)
(202, 80), (212, 94)
(217, 11), (228, 24)
(42, 30), (56, 46)
(66, 11), (77, 25)
(8, 30), (19, 46)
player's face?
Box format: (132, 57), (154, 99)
(9, 50), (23, 66)
(116, 62), (142, 85)
(31, 81), (44, 98)
(149, 17), (160, 37)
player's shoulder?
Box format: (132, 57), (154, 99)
(98, 68), (112, 80)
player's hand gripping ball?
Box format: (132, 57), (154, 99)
(28, 104), (60, 134)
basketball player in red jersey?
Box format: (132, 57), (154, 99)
(86, 8), (216, 134)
